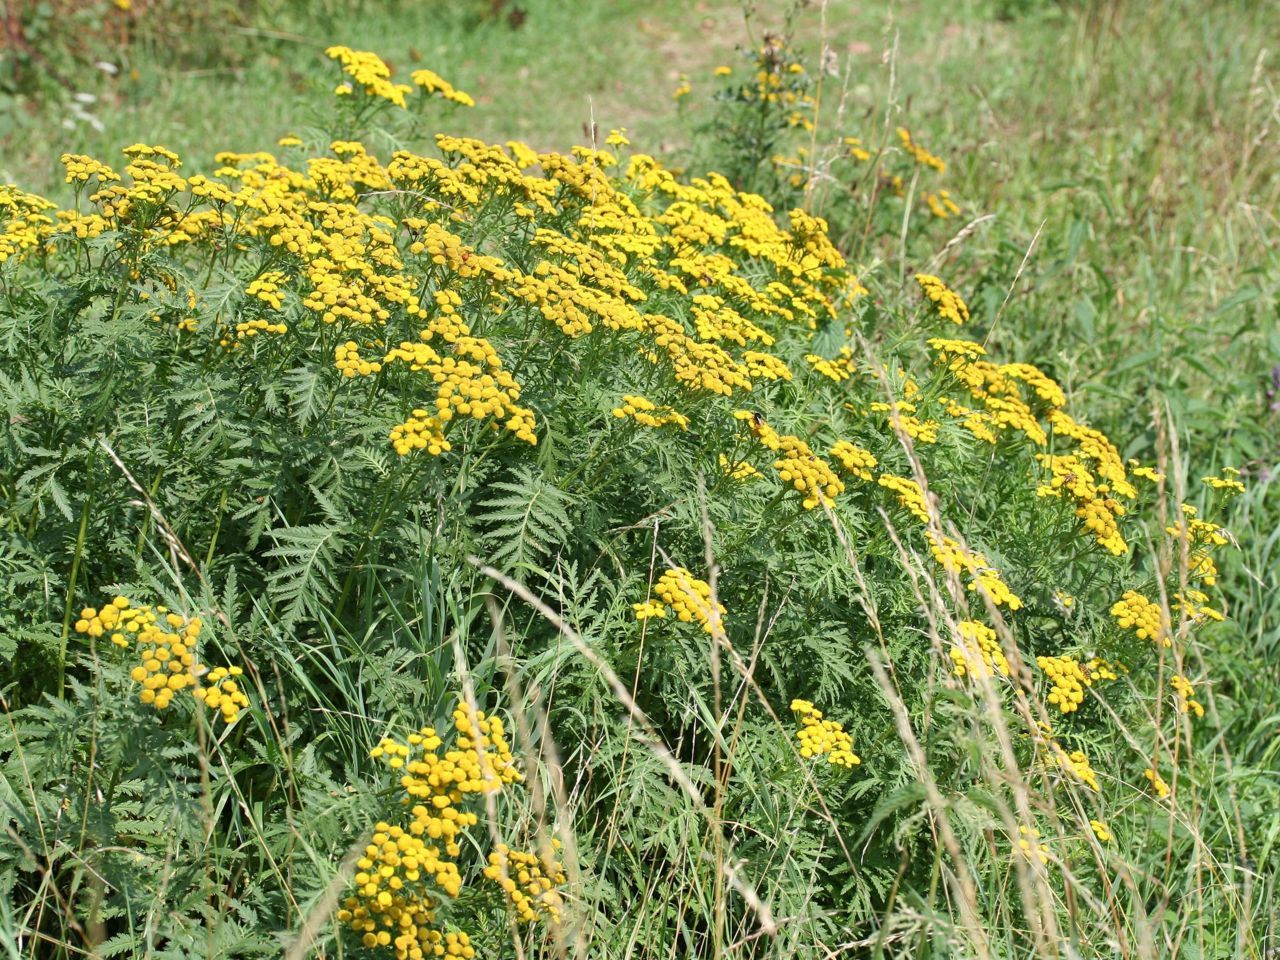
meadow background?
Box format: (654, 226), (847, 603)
(1, 0), (1278, 957)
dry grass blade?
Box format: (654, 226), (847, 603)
(468, 556), (779, 938)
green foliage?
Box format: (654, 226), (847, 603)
(1, 0), (1278, 957)
(0, 0), (258, 98)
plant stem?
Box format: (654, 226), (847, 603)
(59, 484), (93, 698)
(205, 487), (230, 568)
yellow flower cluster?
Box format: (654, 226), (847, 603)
(737, 34), (813, 110)
(60, 153), (120, 185)
(923, 189), (961, 219)
(1016, 825), (1049, 865)
(742, 350), (793, 382)
(1202, 466), (1245, 494)
(1087, 658), (1119, 682)
(1188, 549), (1220, 586)
(939, 353), (1017, 411)
(1001, 363), (1067, 409)
(829, 440), (877, 481)
(1171, 674), (1205, 718)
(948, 619), (1010, 680)
(339, 818), (476, 958)
(398, 704), (522, 798)
(611, 394), (689, 430)
(1050, 413), (1135, 489)
(936, 394), (993, 442)
(410, 69), (475, 107)
(0, 185), (56, 263)
(1144, 767), (1170, 799)
(691, 293), (774, 347)
(1035, 451), (1128, 555)
(74, 595), (246, 722)
(719, 454), (761, 481)
(1032, 724), (1113, 828)
(326, 45), (412, 106)
(1128, 459), (1164, 483)
(771, 437), (844, 510)
(483, 843), (567, 924)
(804, 346), (857, 382)
(381, 328), (537, 453)
(924, 336), (1146, 562)
(79, 600), (192, 710)
(1037, 655), (1090, 713)
(1166, 504), (1229, 586)
(1111, 591), (1168, 647)
(1050, 743), (1101, 792)
(842, 136), (872, 162)
(246, 270), (288, 309)
(872, 400), (940, 443)
(1090, 819), (1113, 843)
(1175, 588), (1224, 624)
(634, 568), (726, 632)
(1036, 655), (1115, 715)
(898, 127), (946, 172)
(192, 666), (250, 724)
(1044, 411), (1138, 552)
(915, 273), (969, 325)
(125, 141), (182, 165)
(926, 337), (1067, 450)
(73, 596), (140, 644)
(928, 336), (986, 364)
(223, 317), (289, 348)
(389, 409), (452, 457)
(19, 120), (873, 470)
(927, 533), (1023, 610)
(734, 408), (781, 446)
(877, 474), (932, 523)
(790, 699), (860, 768)
(342, 701), (535, 957)
(734, 411), (844, 509)
(335, 340), (383, 378)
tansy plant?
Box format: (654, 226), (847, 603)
(0, 42), (1248, 960)
(700, 28), (964, 254)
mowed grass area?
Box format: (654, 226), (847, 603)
(1, 0), (739, 189)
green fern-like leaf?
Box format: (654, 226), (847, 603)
(476, 466), (574, 571)
(282, 364), (327, 429)
(263, 522), (350, 625)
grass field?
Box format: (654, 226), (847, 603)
(1, 0), (1277, 956)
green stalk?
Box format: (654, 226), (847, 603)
(204, 488), (230, 568)
(134, 469), (165, 560)
(334, 465), (402, 620)
(58, 492), (92, 698)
